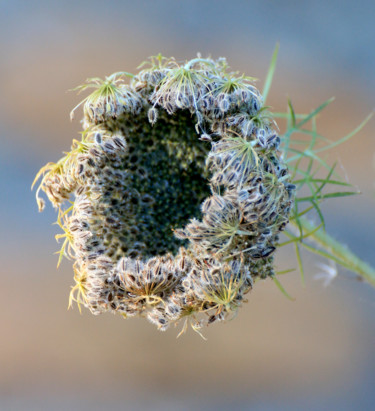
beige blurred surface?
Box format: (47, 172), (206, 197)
(1, 1), (375, 410)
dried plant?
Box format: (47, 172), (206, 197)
(33, 46), (375, 337)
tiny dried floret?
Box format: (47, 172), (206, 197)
(70, 73), (143, 124)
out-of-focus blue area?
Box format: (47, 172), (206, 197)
(1, 1), (374, 410)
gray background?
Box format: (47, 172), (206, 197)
(1, 1), (375, 410)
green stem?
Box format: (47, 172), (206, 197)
(291, 217), (375, 288)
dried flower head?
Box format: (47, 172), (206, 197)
(34, 54), (298, 336)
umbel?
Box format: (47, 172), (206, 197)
(33, 55), (295, 335)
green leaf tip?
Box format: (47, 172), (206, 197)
(262, 43), (279, 104)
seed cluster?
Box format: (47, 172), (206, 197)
(34, 55), (296, 335)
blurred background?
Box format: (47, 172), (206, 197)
(1, 0), (374, 410)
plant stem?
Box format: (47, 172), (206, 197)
(291, 217), (375, 288)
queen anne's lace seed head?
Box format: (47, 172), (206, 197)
(34, 54), (296, 336)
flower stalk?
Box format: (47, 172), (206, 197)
(291, 217), (375, 287)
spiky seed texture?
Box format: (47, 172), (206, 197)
(33, 55), (296, 336)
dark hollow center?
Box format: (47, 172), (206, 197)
(114, 109), (211, 258)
